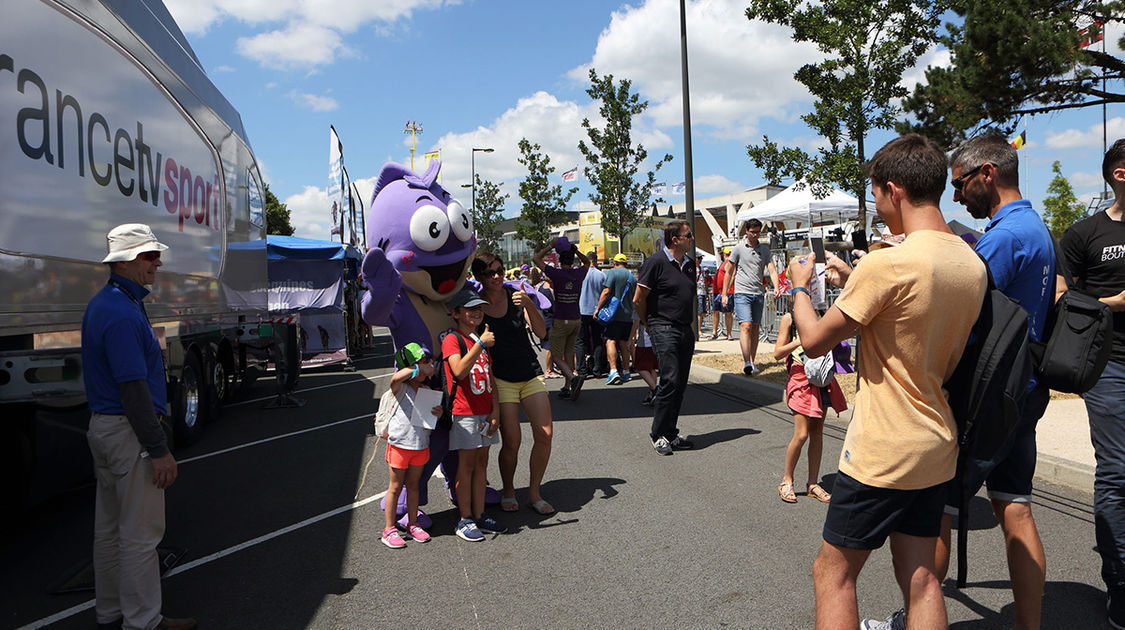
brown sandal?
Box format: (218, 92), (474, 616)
(778, 481), (797, 503)
(807, 483), (831, 503)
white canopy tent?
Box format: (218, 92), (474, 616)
(736, 180), (871, 226)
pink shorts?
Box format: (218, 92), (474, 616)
(386, 443), (429, 469)
(785, 358), (847, 418)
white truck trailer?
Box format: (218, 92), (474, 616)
(0, 0), (279, 507)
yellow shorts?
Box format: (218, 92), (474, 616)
(495, 375), (547, 404)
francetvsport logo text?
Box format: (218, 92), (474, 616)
(2, 53), (221, 233)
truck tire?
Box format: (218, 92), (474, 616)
(173, 353), (208, 446)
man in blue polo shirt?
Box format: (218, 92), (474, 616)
(863, 133), (1054, 630)
(82, 223), (195, 630)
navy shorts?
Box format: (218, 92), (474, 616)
(603, 320), (632, 341)
(823, 471), (947, 550)
(944, 385), (1050, 513)
(711, 294), (732, 313)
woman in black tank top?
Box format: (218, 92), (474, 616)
(473, 253), (558, 516)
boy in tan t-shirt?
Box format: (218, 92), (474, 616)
(786, 134), (986, 630)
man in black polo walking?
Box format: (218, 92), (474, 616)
(634, 220), (697, 455)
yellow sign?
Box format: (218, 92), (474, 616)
(579, 214), (671, 261)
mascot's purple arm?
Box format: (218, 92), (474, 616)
(359, 248), (438, 355)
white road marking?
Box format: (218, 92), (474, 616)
(178, 414), (370, 465)
(227, 373), (389, 408)
(15, 492), (389, 630)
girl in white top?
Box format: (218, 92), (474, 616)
(381, 343), (443, 549)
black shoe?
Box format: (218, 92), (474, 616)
(97, 620), (123, 630)
(568, 375), (585, 401)
(641, 391), (654, 406)
(595, 371), (609, 379)
(669, 435), (694, 450)
(556, 387), (571, 399)
(1109, 586), (1125, 629)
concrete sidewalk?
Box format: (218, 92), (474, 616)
(689, 332), (1096, 493)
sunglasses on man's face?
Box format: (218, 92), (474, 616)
(139, 251), (161, 262)
(951, 164), (983, 191)
(678, 231), (693, 240)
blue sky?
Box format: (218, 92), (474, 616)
(165, 0), (1124, 240)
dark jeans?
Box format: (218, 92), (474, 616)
(577, 314), (608, 376)
(649, 321), (695, 441)
(1088, 359), (1125, 589)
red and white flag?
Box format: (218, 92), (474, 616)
(562, 167), (578, 182)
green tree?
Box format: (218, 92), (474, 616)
(472, 174), (508, 254)
(264, 183), (294, 236)
(901, 1), (1125, 145)
(1043, 161), (1088, 238)
(745, 0), (945, 227)
(578, 69), (671, 253)
(516, 138), (577, 251)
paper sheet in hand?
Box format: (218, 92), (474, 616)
(410, 388), (444, 430)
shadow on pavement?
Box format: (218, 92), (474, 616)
(946, 579), (1104, 629)
(689, 427), (762, 450)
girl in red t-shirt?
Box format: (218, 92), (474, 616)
(443, 289), (505, 541)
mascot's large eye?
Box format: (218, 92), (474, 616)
(447, 200), (473, 241)
(409, 205), (450, 252)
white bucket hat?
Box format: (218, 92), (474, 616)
(101, 223), (169, 263)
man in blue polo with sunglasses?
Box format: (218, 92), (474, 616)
(82, 223), (195, 630)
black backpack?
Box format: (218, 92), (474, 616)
(431, 329), (468, 431)
(1028, 239), (1113, 393)
(944, 260), (1034, 588)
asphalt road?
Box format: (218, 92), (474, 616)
(1, 347), (1106, 630)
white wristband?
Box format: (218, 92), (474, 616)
(470, 333), (482, 347)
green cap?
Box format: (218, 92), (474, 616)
(394, 342), (429, 369)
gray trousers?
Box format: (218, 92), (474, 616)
(87, 413), (165, 630)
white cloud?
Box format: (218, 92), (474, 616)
(283, 185), (332, 239)
(900, 48), (952, 90)
(287, 89), (340, 112)
(1069, 170), (1105, 189)
(283, 176), (379, 239)
(1046, 117), (1125, 150)
(166, 0), (457, 69)
(408, 90), (675, 210)
(569, 0), (822, 141)
(237, 23), (353, 71)
(695, 174), (745, 194)
(213, 65), (236, 73)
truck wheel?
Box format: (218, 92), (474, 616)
(173, 353), (208, 446)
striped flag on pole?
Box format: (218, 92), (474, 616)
(562, 167), (578, 182)
(1009, 116), (1028, 150)
(672, 181), (686, 195)
(650, 181), (668, 196)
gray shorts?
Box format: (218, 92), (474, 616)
(449, 414), (499, 450)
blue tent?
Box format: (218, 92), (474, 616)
(265, 235), (361, 262)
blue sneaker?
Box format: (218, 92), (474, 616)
(455, 518), (484, 542)
(620, 371), (630, 383)
(475, 513), (507, 533)
(605, 371), (622, 385)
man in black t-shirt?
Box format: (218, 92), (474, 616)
(1061, 139), (1125, 628)
(634, 220), (697, 456)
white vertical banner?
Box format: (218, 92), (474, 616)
(329, 126), (344, 237)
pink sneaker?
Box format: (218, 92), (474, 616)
(381, 527), (406, 549)
(406, 524), (430, 543)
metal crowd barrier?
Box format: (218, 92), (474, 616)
(759, 287), (842, 344)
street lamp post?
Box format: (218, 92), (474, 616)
(470, 147), (494, 214)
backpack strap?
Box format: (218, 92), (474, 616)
(440, 329), (470, 417)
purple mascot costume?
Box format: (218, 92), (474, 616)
(360, 160), (492, 525)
